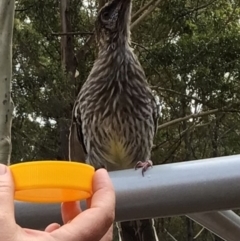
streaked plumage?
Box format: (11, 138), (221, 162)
(69, 0), (159, 240)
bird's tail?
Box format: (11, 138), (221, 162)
(117, 219), (159, 241)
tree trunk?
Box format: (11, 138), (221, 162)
(186, 218), (194, 241)
(0, 0), (15, 164)
(211, 115), (224, 241)
(59, 0), (78, 160)
(181, 81), (194, 241)
(57, 118), (70, 160)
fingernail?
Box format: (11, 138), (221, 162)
(0, 164), (7, 175)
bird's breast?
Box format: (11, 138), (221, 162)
(83, 112), (153, 170)
(79, 78), (155, 169)
(96, 115), (136, 168)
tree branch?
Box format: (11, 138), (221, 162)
(132, 0), (155, 21)
(158, 108), (237, 130)
(173, 0), (218, 24)
(131, 0), (163, 30)
(179, 4), (237, 71)
(52, 0), (162, 38)
(52, 0), (163, 38)
(51, 31), (93, 36)
(154, 86), (203, 104)
(194, 227), (205, 239)
(153, 120), (211, 152)
(15, 5), (34, 12)
(164, 229), (178, 241)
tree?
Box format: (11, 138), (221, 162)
(11, 0), (240, 240)
(0, 0), (15, 164)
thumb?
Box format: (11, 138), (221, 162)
(0, 164), (16, 231)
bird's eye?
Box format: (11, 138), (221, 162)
(102, 11), (110, 20)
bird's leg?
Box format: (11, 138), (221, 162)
(135, 160), (153, 176)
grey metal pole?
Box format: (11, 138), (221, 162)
(110, 155), (240, 221)
(188, 211), (240, 241)
(14, 155), (240, 239)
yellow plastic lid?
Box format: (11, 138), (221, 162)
(10, 161), (94, 203)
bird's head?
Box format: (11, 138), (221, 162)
(95, 0), (132, 49)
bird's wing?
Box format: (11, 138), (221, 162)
(68, 100), (87, 162)
(152, 95), (160, 137)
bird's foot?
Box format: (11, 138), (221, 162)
(135, 160), (153, 176)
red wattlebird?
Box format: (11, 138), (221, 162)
(69, 0), (159, 240)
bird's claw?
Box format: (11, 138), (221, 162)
(135, 160), (153, 176)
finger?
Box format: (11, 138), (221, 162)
(0, 165), (16, 231)
(99, 224), (113, 241)
(45, 223), (61, 232)
(86, 197), (91, 209)
(52, 169), (115, 241)
(61, 201), (81, 224)
(91, 169), (115, 210)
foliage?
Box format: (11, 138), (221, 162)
(11, 0), (240, 240)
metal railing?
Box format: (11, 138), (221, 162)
(15, 154), (240, 241)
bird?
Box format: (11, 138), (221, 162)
(69, 0), (159, 240)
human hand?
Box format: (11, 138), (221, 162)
(0, 164), (115, 241)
